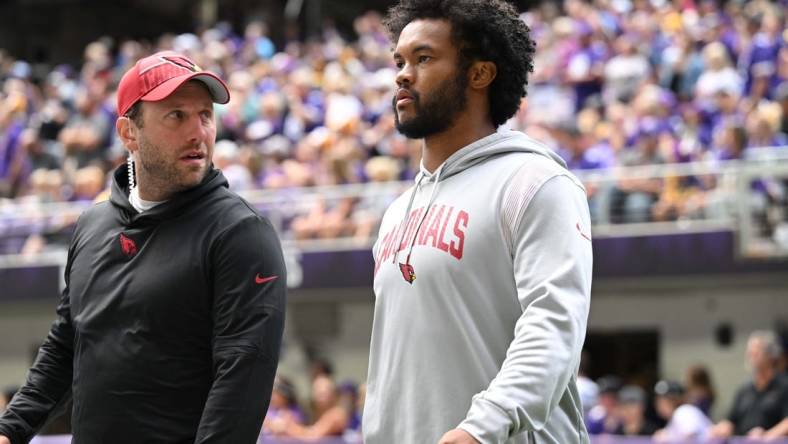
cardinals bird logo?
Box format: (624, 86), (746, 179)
(399, 262), (416, 284)
(119, 233), (138, 258)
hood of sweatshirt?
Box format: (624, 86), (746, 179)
(110, 162), (228, 226)
(414, 128), (567, 185)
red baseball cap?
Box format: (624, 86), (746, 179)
(116, 50), (230, 117)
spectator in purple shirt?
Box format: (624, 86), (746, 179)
(564, 20), (607, 112)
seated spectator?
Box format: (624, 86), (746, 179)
(310, 357), (334, 381)
(603, 33), (650, 105)
(261, 376), (305, 435)
(353, 156), (402, 241)
(695, 42), (743, 100)
(615, 385), (659, 436)
(267, 374), (349, 438)
(610, 120), (665, 223)
(72, 165), (106, 202)
(746, 101), (788, 148)
(19, 128), (60, 172)
(652, 380), (711, 442)
(709, 330), (788, 440)
(338, 381), (362, 433)
(586, 375), (622, 435)
(57, 89), (111, 169)
(577, 352), (599, 415)
(212, 140), (253, 191)
(291, 196), (356, 240)
(684, 364), (716, 417)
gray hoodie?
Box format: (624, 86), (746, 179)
(364, 129), (593, 444)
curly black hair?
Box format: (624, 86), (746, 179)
(384, 0), (535, 127)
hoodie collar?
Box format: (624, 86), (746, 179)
(415, 128), (567, 184)
(110, 162), (228, 225)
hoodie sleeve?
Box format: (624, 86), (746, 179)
(458, 173), (592, 443)
(0, 249), (76, 444)
(195, 215), (287, 444)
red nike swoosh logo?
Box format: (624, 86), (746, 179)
(255, 274), (278, 284)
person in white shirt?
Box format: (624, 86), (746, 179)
(652, 380), (711, 443)
(363, 1), (593, 443)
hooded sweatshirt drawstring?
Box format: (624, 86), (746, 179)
(391, 164), (444, 266)
(402, 165), (443, 267)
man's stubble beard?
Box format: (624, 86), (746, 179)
(134, 133), (209, 197)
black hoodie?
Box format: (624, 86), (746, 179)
(0, 164), (287, 444)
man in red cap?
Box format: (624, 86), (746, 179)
(0, 51), (287, 444)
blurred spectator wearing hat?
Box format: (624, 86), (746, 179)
(652, 379), (711, 443)
(586, 375), (623, 435)
(614, 385), (660, 437)
(709, 330), (788, 440)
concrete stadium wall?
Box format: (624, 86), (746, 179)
(1, 271), (784, 422)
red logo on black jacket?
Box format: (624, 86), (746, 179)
(119, 233), (138, 258)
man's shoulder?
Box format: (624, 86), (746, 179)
(772, 373), (788, 393)
(204, 188), (272, 233)
(501, 152), (585, 196)
(75, 200), (115, 229)
(200, 186), (254, 216)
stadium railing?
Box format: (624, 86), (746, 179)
(1, 146), (787, 273)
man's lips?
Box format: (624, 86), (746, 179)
(180, 151), (206, 164)
(396, 89), (414, 107)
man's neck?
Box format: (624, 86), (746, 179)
(421, 115), (496, 173)
(135, 174), (174, 202)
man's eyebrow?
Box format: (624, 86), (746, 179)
(412, 44), (435, 53)
(393, 44), (436, 58)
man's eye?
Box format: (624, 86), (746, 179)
(169, 111), (184, 119)
(395, 60), (404, 69)
(418, 56), (431, 63)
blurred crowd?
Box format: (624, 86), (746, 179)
(579, 330), (788, 442)
(1, 0), (788, 252)
(0, 329), (785, 441)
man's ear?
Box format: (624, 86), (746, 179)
(469, 61), (497, 90)
(116, 117), (138, 153)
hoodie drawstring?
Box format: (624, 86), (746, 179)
(392, 164), (444, 266)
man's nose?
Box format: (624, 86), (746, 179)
(396, 63), (414, 88)
(186, 114), (210, 145)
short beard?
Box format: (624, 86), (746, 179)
(394, 68), (468, 139)
(135, 133), (208, 198)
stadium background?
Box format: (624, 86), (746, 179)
(0, 0), (787, 442)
